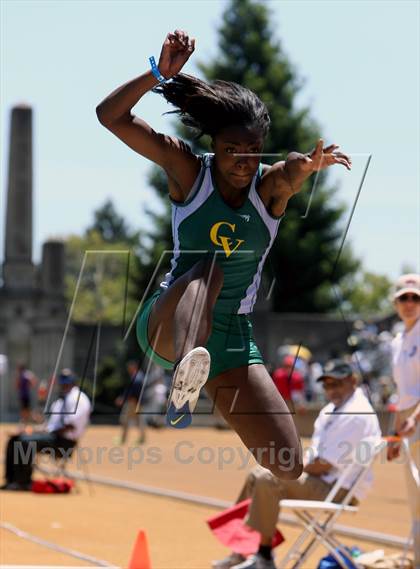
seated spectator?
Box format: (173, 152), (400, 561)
(1, 369), (91, 491)
(213, 359), (382, 569)
(271, 356), (305, 411)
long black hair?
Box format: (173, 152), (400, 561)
(154, 74), (270, 139)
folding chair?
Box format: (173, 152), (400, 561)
(277, 436), (386, 569)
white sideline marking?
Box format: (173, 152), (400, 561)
(0, 522), (118, 568)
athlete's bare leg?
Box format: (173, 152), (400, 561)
(147, 256), (224, 363)
(206, 364), (303, 480)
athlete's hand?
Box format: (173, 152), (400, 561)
(297, 139), (352, 173)
(158, 30), (195, 79)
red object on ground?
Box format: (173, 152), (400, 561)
(207, 498), (284, 556)
(128, 530), (152, 569)
(31, 478), (74, 494)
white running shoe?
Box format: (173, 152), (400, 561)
(166, 347), (210, 429)
(212, 552), (246, 568)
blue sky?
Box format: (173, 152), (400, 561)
(1, 0), (419, 280)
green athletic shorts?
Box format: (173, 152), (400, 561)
(136, 290), (264, 380)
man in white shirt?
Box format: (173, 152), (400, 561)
(387, 273), (420, 568)
(1, 369), (91, 491)
(213, 360), (381, 569)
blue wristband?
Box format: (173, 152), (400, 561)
(149, 56), (167, 84)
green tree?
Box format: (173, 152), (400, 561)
(63, 201), (145, 409)
(140, 0), (360, 312)
(64, 230), (139, 324)
(341, 271), (393, 316)
(64, 200), (142, 324)
(86, 199), (140, 245)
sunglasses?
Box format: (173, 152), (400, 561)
(397, 294), (420, 303)
(322, 381), (345, 390)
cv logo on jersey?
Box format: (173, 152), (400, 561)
(209, 221), (245, 258)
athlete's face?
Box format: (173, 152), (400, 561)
(211, 125), (264, 189)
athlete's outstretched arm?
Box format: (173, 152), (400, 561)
(96, 30), (199, 199)
(267, 139), (352, 216)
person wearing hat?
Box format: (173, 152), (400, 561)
(1, 369), (91, 491)
(387, 273), (420, 566)
(212, 359), (381, 569)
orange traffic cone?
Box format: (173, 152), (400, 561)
(128, 530), (152, 569)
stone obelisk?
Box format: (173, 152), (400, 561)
(3, 104), (35, 289)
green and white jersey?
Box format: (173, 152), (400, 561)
(160, 154), (283, 314)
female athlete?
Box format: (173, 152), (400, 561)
(96, 30), (351, 479)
